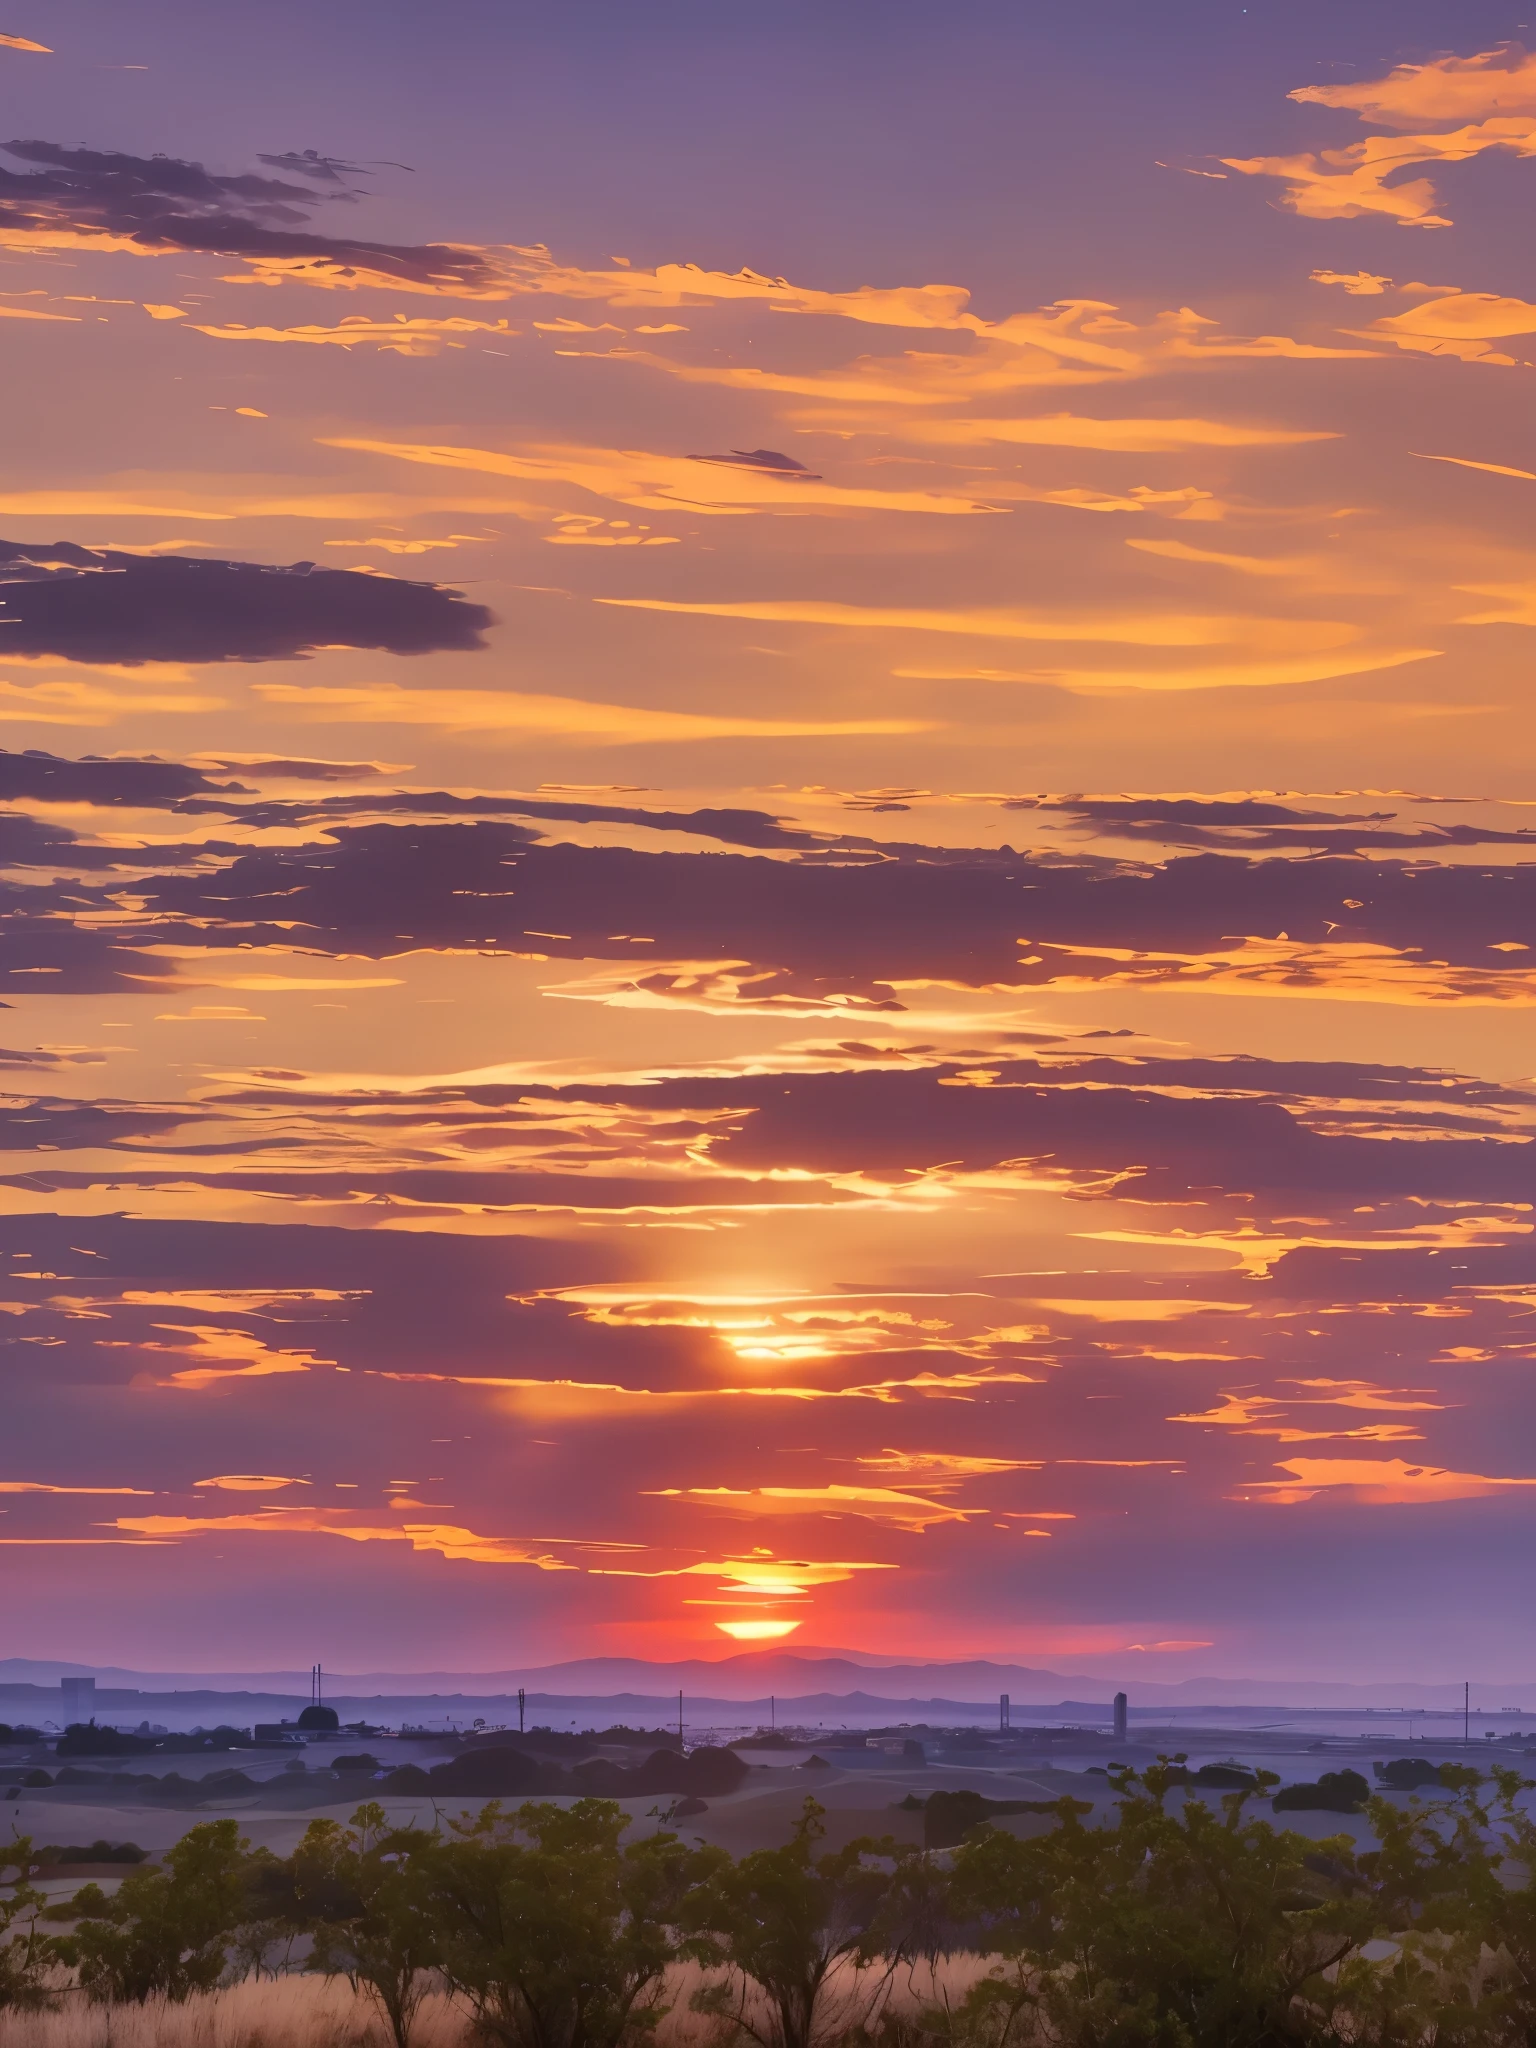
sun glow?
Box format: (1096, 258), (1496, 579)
(714, 1619), (803, 1641)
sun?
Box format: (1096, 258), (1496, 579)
(715, 1619), (803, 1641)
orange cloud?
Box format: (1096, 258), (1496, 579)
(194, 1474), (309, 1491)
(1125, 539), (1315, 577)
(1226, 93), (1536, 229)
(0, 302), (76, 321)
(593, 1554), (896, 1591)
(897, 414), (1336, 452)
(131, 1324), (331, 1389)
(1243, 1458), (1536, 1505)
(0, 31), (49, 50)
(1354, 291), (1536, 365)
(1290, 46), (1536, 128)
(323, 537), (463, 553)
(921, 648), (1440, 694)
(1414, 454), (1536, 483)
(595, 596), (1361, 651)
(0, 679), (223, 725)
(646, 1483), (977, 1532)
(190, 314), (520, 356)
(111, 1509), (579, 1567)
(1127, 1640), (1214, 1652)
(322, 435), (1007, 517)
(1456, 582), (1536, 626)
(254, 683), (933, 742)
(1169, 1389), (1432, 1443)
(855, 1449), (1041, 1480)
(1311, 269), (1392, 295)
(0, 1481), (153, 1494)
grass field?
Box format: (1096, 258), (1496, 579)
(0, 1956), (990, 2048)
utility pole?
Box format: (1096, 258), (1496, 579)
(770, 1694), (775, 1731)
(518, 1687), (525, 1735)
(1466, 1680), (1471, 1746)
(678, 1690), (684, 1743)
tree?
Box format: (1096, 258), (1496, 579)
(0, 1838), (52, 2012)
(291, 1802), (441, 2048)
(64, 1817), (253, 2003)
(946, 1761), (1375, 2048)
(430, 1796), (720, 2048)
(683, 1797), (914, 2048)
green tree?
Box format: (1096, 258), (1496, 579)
(291, 1801), (442, 2048)
(0, 1838), (52, 2012)
(64, 1817), (253, 2003)
(430, 1796), (720, 2048)
(946, 1761), (1376, 2048)
(1330, 1765), (1532, 2048)
(683, 1797), (913, 2048)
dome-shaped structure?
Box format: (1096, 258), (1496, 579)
(297, 1703), (339, 1732)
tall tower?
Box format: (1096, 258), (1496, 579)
(60, 1675), (95, 1725)
(1113, 1691), (1128, 1745)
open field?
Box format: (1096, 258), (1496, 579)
(0, 1958), (991, 2048)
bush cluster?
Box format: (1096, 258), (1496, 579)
(6, 1762), (1536, 2048)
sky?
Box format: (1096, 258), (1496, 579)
(3, 0), (1536, 1685)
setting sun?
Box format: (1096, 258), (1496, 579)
(714, 1620), (804, 1642)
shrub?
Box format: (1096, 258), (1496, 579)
(0, 1838), (51, 2013)
(1273, 1769), (1371, 1814)
(431, 1797), (720, 2048)
(64, 1818), (255, 2003)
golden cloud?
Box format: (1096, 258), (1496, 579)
(1125, 539), (1314, 577)
(1416, 455), (1536, 483)
(1353, 291), (1536, 364)
(1290, 46), (1536, 128)
(190, 314), (520, 356)
(0, 680), (224, 725)
(914, 648), (1441, 694)
(1310, 269), (1392, 295)
(593, 1554), (896, 1591)
(194, 1474), (310, 1491)
(111, 1509), (579, 1567)
(595, 596), (1362, 651)
(1456, 581), (1536, 625)
(322, 435), (1007, 517)
(1224, 120), (1536, 229)
(855, 1448), (1041, 1479)
(897, 413), (1336, 451)
(0, 1480), (153, 1494)
(132, 1324), (330, 1389)
(645, 1483), (976, 1532)
(1243, 1458), (1536, 1505)
(253, 683), (934, 742)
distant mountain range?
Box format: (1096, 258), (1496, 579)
(1, 1649), (1528, 1712)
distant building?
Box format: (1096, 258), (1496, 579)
(298, 1663), (339, 1731)
(1113, 1692), (1128, 1744)
(60, 1676), (95, 1723)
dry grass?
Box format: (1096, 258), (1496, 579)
(0, 1956), (997, 2048)
(0, 1977), (472, 2048)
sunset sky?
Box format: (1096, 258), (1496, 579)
(5, 0), (1536, 1685)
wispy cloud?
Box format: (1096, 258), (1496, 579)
(254, 683), (934, 741)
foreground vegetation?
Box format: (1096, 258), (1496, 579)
(6, 1761), (1536, 2047)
